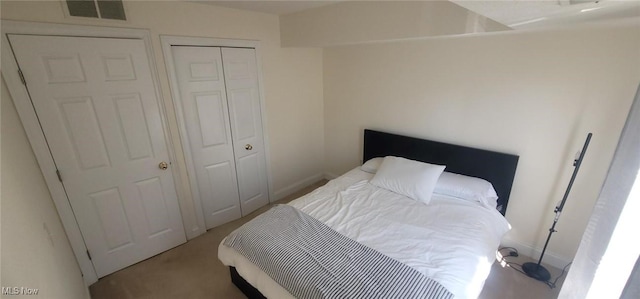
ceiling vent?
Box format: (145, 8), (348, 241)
(66, 0), (126, 20)
(568, 0), (600, 5)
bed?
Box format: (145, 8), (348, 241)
(218, 129), (519, 299)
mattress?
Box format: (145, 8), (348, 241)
(218, 168), (511, 299)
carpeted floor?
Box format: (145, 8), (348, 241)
(89, 180), (565, 299)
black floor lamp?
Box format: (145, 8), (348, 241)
(522, 133), (593, 282)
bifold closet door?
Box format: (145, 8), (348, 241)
(171, 46), (269, 230)
(221, 48), (269, 217)
(172, 46), (241, 229)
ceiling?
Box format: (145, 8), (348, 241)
(196, 0), (640, 29)
(452, 0), (640, 29)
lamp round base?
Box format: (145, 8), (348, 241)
(522, 262), (551, 282)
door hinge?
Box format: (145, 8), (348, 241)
(86, 250), (92, 260)
(18, 69), (26, 85)
(56, 169), (63, 182)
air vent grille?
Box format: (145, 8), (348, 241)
(66, 0), (126, 20)
(569, 0), (600, 5)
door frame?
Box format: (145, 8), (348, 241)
(1, 20), (184, 285)
(160, 35), (274, 233)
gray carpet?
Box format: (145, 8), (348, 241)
(90, 180), (564, 299)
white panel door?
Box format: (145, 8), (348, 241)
(170, 46), (242, 229)
(9, 35), (186, 277)
(221, 48), (269, 215)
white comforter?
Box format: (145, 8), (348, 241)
(219, 168), (511, 299)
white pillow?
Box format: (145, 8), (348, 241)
(434, 172), (499, 209)
(361, 157), (383, 173)
(369, 156), (445, 204)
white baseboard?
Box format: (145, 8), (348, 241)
(501, 237), (572, 269)
(273, 173), (324, 201)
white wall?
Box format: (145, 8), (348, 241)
(323, 23), (640, 264)
(1, 0), (324, 294)
(1, 78), (90, 298)
(281, 1), (510, 47)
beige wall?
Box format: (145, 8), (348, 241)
(323, 23), (640, 263)
(1, 78), (90, 298)
(1, 0), (324, 294)
(280, 1), (510, 47)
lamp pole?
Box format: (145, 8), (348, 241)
(522, 133), (592, 282)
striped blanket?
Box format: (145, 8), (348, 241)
(224, 205), (453, 299)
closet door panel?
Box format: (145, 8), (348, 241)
(237, 153), (262, 201)
(221, 47), (269, 215)
(171, 46), (241, 229)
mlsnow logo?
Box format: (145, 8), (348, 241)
(1, 286), (39, 295)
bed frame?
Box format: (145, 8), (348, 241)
(230, 129), (519, 298)
(364, 129), (519, 215)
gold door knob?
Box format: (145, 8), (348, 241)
(159, 161), (168, 170)
(245, 144), (253, 150)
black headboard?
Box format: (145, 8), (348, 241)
(363, 129), (519, 216)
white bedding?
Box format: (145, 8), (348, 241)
(219, 168), (511, 299)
